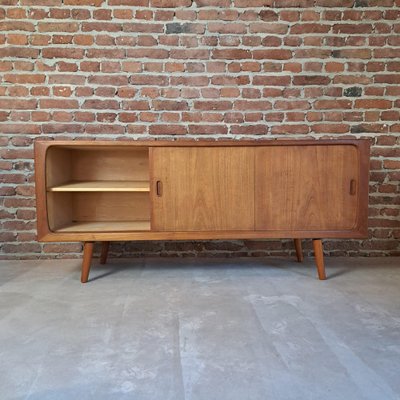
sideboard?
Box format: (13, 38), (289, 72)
(34, 139), (370, 283)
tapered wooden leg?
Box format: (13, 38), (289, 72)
(312, 239), (326, 280)
(81, 241), (94, 283)
(100, 241), (110, 264)
(293, 239), (303, 262)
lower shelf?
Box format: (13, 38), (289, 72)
(54, 221), (151, 233)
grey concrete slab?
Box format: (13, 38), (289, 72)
(0, 257), (399, 400)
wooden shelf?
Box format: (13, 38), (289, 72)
(54, 221), (151, 233)
(48, 181), (150, 192)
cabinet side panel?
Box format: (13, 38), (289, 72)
(47, 192), (73, 231)
(152, 147), (255, 231)
(46, 147), (72, 188)
(255, 145), (359, 232)
(35, 142), (51, 240)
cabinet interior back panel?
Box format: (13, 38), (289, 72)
(255, 145), (359, 231)
(72, 192), (150, 222)
(71, 148), (149, 182)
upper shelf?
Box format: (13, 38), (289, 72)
(47, 180), (150, 192)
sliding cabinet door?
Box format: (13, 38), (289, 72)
(255, 145), (361, 232)
(152, 147), (254, 231)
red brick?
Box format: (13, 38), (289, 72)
(254, 76), (291, 86)
(113, 9), (134, 19)
(187, 124), (226, 134)
(118, 112), (137, 122)
(89, 75), (128, 86)
(122, 101), (150, 110)
(375, 74), (400, 84)
(40, 99), (78, 109)
(383, 160), (400, 170)
(196, 0), (230, 5)
(65, 0), (104, 4)
(38, 22), (79, 32)
(234, 0), (273, 5)
(194, 101), (232, 111)
(123, 23), (164, 33)
(109, 0), (148, 4)
(291, 24), (331, 34)
(293, 76), (331, 85)
(271, 124), (309, 134)
(0, 21), (35, 31)
(4, 74), (46, 84)
(314, 100), (352, 109)
(7, 34), (28, 45)
(212, 49), (251, 60)
(49, 75), (85, 85)
(333, 49), (371, 59)
(249, 23), (288, 34)
(127, 49), (169, 59)
(325, 62), (344, 73)
(170, 49), (209, 60)
(211, 76), (250, 86)
(153, 100), (188, 111)
(0, 99), (37, 110)
(333, 24), (372, 34)
(149, 124), (187, 134)
(0, 0), (18, 5)
(253, 50), (292, 60)
(275, 100), (310, 110)
(233, 100), (272, 110)
(82, 22), (122, 32)
(209, 23), (247, 34)
(274, 0), (313, 6)
(230, 125), (269, 134)
(355, 99), (392, 109)
(312, 124), (350, 134)
(0, 47), (38, 58)
(42, 48), (84, 59)
(150, 0), (191, 6)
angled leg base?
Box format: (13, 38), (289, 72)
(100, 241), (110, 265)
(293, 239), (304, 263)
(81, 241), (94, 283)
(312, 239), (327, 280)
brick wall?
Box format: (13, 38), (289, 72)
(1, 0), (399, 260)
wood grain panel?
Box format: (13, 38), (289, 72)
(55, 221), (150, 233)
(152, 147), (255, 231)
(255, 145), (359, 231)
(46, 147), (72, 187)
(47, 192), (72, 231)
(72, 192), (150, 222)
(48, 180), (150, 192)
(72, 148), (149, 181)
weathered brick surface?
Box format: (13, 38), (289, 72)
(0, 0), (399, 259)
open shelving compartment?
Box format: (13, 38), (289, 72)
(45, 145), (151, 233)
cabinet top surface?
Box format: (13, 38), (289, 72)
(35, 139), (370, 148)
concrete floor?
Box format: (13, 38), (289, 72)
(0, 257), (399, 400)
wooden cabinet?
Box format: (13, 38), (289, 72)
(35, 140), (370, 283)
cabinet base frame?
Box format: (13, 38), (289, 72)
(79, 239), (327, 283)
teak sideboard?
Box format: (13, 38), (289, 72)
(34, 139), (370, 283)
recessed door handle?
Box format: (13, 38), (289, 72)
(350, 179), (357, 195)
(156, 180), (163, 197)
